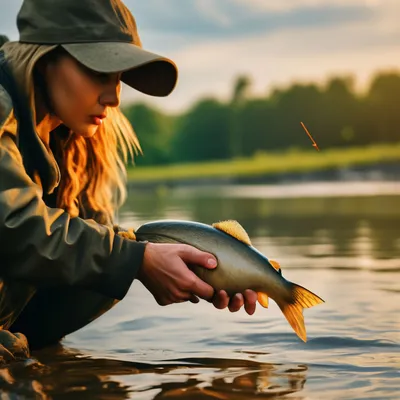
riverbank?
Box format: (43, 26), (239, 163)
(126, 143), (400, 189)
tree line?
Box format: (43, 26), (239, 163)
(122, 71), (400, 166)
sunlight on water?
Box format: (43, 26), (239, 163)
(1, 181), (399, 399)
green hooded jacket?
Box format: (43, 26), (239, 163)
(0, 83), (146, 302)
(0, 0), (180, 322)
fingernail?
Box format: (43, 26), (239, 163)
(208, 258), (217, 267)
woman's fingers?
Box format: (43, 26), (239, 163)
(243, 289), (257, 315)
(228, 293), (244, 312)
(210, 290), (257, 314)
(178, 244), (217, 270)
(189, 294), (200, 304)
(189, 273), (215, 301)
(212, 290), (229, 309)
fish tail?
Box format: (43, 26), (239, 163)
(277, 283), (324, 342)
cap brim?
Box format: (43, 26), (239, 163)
(62, 42), (178, 97)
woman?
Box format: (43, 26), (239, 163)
(0, 0), (257, 359)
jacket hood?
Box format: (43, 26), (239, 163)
(0, 42), (61, 193)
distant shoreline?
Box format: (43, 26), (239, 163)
(126, 162), (400, 191)
(126, 144), (400, 190)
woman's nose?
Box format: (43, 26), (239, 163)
(99, 84), (121, 108)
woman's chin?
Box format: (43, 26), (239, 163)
(72, 124), (99, 138)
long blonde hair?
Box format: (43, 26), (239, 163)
(0, 42), (141, 223)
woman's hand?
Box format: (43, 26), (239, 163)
(138, 242), (216, 305)
(137, 242), (257, 314)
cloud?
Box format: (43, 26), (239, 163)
(121, 1), (400, 111)
(127, 0), (372, 44)
(232, 0), (378, 13)
(1, 0), (399, 113)
(0, 1), (374, 50)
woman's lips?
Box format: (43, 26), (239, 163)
(92, 116), (103, 125)
(90, 114), (106, 125)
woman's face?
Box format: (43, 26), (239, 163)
(42, 52), (121, 137)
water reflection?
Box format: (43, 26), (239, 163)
(1, 183), (398, 399)
(121, 189), (400, 266)
(0, 345), (309, 399)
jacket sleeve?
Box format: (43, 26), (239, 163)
(0, 133), (146, 300)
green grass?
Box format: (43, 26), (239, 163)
(127, 143), (400, 183)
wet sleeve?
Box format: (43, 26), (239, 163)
(0, 134), (146, 300)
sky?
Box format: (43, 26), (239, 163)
(1, 0), (400, 113)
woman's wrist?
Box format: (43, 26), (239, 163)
(137, 241), (152, 283)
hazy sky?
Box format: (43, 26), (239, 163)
(1, 0), (400, 112)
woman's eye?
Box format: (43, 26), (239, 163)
(93, 71), (120, 84)
(93, 72), (112, 82)
(76, 60), (119, 84)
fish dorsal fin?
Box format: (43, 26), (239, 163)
(257, 292), (269, 308)
(270, 260), (282, 275)
(212, 220), (251, 245)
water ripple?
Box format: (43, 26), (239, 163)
(306, 336), (399, 349)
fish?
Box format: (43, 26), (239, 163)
(135, 219), (324, 342)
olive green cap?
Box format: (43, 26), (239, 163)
(16, 0), (178, 97)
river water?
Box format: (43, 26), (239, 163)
(2, 181), (400, 399)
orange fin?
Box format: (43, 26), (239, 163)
(212, 220), (251, 245)
(270, 259), (282, 274)
(277, 284), (324, 342)
(257, 292), (269, 308)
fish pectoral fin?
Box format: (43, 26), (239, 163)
(270, 260), (282, 275)
(212, 220), (252, 246)
(257, 292), (269, 308)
